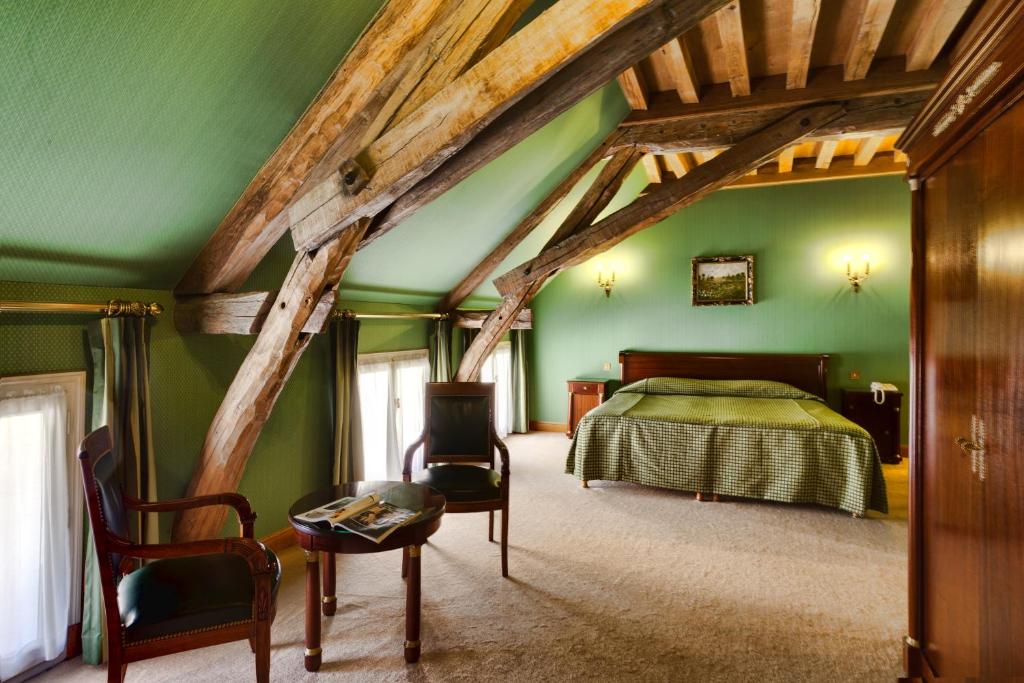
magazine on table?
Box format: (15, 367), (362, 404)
(294, 492), (421, 543)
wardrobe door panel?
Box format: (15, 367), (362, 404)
(976, 99), (1024, 677)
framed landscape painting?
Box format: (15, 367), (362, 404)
(691, 255), (755, 306)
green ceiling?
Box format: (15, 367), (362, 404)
(1, 0), (629, 304)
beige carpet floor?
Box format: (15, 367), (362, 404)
(43, 432), (907, 682)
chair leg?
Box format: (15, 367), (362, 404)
(402, 545), (409, 579)
(249, 635), (256, 653)
(106, 662), (126, 683)
(488, 510), (494, 542)
(253, 617), (271, 683)
(500, 503), (509, 578)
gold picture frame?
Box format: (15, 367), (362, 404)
(691, 255), (755, 306)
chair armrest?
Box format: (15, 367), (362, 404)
(492, 429), (510, 478)
(106, 535), (273, 577)
(124, 493), (257, 538)
(402, 433), (426, 481)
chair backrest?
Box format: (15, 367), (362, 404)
(78, 426), (130, 619)
(423, 382), (495, 466)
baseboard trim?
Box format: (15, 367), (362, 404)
(261, 526), (297, 553)
(530, 420), (568, 433)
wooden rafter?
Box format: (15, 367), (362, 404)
(617, 66), (650, 109)
(853, 135), (885, 166)
(455, 282), (544, 382)
(287, 0), (670, 252)
(658, 37), (701, 103)
(727, 152), (905, 188)
(641, 154), (663, 183)
(176, 0), (531, 295)
(360, 0), (734, 247)
(844, 0), (898, 81)
(786, 0), (822, 89)
(815, 139), (839, 169)
(715, 1), (750, 97)
(436, 133), (620, 313)
(777, 146), (796, 173)
(493, 104), (846, 296)
(905, 0), (975, 71)
(174, 291), (335, 335)
(452, 309), (532, 329)
(664, 152), (690, 178)
(173, 220), (369, 541)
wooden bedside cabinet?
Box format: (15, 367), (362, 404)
(566, 379), (608, 438)
(840, 389), (903, 464)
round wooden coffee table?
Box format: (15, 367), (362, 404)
(288, 481), (445, 670)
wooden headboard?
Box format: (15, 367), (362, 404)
(619, 351), (830, 399)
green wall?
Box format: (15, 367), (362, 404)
(0, 280), (443, 539)
(528, 175), (912, 437)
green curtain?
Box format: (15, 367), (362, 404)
(429, 318), (452, 382)
(82, 317), (156, 665)
(510, 329), (529, 433)
(331, 316), (364, 485)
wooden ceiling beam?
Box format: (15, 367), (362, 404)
(175, 0), (531, 296)
(618, 90), (928, 154)
(287, 0), (675, 253)
(853, 134), (885, 165)
(619, 58), (940, 127)
(844, 0), (898, 81)
(659, 37), (701, 103)
(905, 0), (975, 71)
(617, 66), (650, 109)
(173, 220), (369, 542)
(777, 146), (796, 173)
(174, 291), (335, 335)
(727, 152), (905, 188)
(436, 132), (621, 313)
(715, 1), (751, 97)
(360, 0), (733, 248)
(641, 154), (663, 184)
(452, 308), (532, 329)
(786, 0), (822, 89)
(815, 139), (839, 169)
(493, 103), (846, 296)
(455, 282), (543, 381)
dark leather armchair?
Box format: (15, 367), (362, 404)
(78, 427), (280, 683)
(403, 382), (510, 576)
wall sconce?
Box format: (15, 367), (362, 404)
(597, 266), (616, 297)
(845, 254), (871, 292)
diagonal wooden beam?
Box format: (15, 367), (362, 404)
(617, 66), (650, 109)
(455, 283), (543, 381)
(172, 220), (370, 542)
(716, 1), (750, 96)
(786, 0), (822, 89)
(659, 37), (701, 103)
(844, 0), (898, 81)
(332, 0), (734, 250)
(905, 0), (975, 71)
(815, 138), (839, 169)
(494, 103), (846, 295)
(176, 0), (532, 296)
(436, 133), (621, 313)
(287, 0), (668, 252)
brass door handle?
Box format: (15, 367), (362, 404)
(955, 436), (984, 453)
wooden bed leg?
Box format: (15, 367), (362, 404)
(580, 480), (589, 489)
(852, 512), (863, 519)
(712, 494), (720, 502)
(695, 492), (705, 502)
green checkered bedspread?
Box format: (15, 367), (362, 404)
(565, 378), (888, 515)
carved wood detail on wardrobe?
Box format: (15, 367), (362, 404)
(898, 1), (1024, 677)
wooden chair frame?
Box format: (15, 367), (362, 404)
(78, 427), (277, 683)
(402, 382), (510, 576)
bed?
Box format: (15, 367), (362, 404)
(566, 352), (888, 516)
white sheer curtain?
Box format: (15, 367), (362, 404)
(480, 341), (513, 438)
(0, 388), (71, 680)
(358, 350), (429, 480)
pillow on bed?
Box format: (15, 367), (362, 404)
(615, 377), (825, 402)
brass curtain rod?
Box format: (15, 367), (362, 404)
(0, 300), (164, 317)
(333, 309), (447, 321)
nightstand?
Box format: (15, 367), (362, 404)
(566, 379), (608, 438)
(840, 389), (903, 464)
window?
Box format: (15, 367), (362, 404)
(357, 350), (430, 480)
(0, 372), (86, 680)
(480, 341), (513, 438)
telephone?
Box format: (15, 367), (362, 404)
(870, 381), (899, 405)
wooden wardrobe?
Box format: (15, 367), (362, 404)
(899, 1), (1024, 678)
